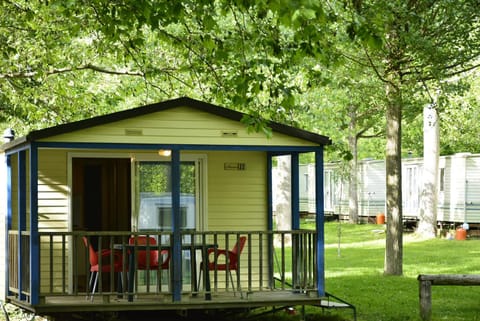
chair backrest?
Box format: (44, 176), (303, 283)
(231, 236), (247, 256)
(82, 236), (98, 266)
(129, 236), (158, 266)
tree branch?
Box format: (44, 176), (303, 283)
(0, 64), (145, 79)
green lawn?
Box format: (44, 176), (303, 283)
(319, 221), (480, 321)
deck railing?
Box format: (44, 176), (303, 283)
(7, 230), (318, 302)
(8, 231), (30, 298)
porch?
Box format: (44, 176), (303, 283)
(7, 230), (324, 314)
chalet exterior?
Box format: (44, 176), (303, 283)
(0, 97), (346, 317)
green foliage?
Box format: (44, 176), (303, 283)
(137, 162), (195, 195)
(1, 0), (480, 161)
(439, 72), (480, 155)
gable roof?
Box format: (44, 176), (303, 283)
(2, 97), (331, 151)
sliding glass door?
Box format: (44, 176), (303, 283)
(135, 161), (196, 233)
(133, 154), (206, 291)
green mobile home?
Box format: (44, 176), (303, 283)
(0, 97), (351, 317)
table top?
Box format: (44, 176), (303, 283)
(113, 243), (217, 251)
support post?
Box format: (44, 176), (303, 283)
(266, 153), (274, 290)
(171, 149), (182, 302)
(315, 148), (325, 296)
(419, 280), (432, 321)
(29, 145), (39, 305)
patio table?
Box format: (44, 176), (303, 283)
(114, 242), (216, 301)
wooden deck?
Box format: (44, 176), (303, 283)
(5, 230), (358, 319)
(8, 290), (345, 314)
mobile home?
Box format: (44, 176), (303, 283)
(0, 97), (355, 318)
(295, 153), (480, 225)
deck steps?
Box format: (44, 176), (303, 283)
(313, 292), (357, 321)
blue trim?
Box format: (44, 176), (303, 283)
(171, 149), (182, 302)
(266, 153), (274, 289)
(5, 155), (12, 298)
(267, 153), (274, 231)
(267, 148), (322, 156)
(34, 141), (322, 153)
(18, 151), (27, 301)
(291, 153), (300, 230)
(29, 145), (40, 305)
(3, 144), (30, 156)
(290, 153), (300, 288)
(315, 149), (325, 296)
(6, 156), (12, 230)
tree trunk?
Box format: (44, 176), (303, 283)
(275, 155), (292, 244)
(384, 81), (403, 275)
(418, 105), (439, 238)
(348, 105), (359, 223)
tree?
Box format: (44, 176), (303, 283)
(418, 104), (440, 238)
(2, 1), (480, 276)
(342, 0), (480, 274)
(300, 60), (385, 223)
(0, 1), (204, 133)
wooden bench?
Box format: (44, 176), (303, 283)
(418, 274), (480, 320)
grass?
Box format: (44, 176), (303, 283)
(320, 221), (480, 321)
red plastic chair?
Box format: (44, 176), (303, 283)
(128, 236), (170, 270)
(201, 236), (247, 296)
(82, 236), (124, 301)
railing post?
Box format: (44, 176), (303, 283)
(18, 150), (26, 301)
(315, 148), (325, 296)
(29, 144), (40, 305)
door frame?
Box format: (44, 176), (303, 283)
(68, 152), (133, 292)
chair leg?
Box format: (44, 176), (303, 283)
(86, 272), (95, 300)
(228, 270), (236, 295)
(231, 270), (243, 298)
(197, 266), (202, 292)
(91, 272), (99, 302)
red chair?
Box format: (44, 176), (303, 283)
(201, 236), (247, 296)
(128, 236), (170, 293)
(128, 236), (170, 270)
(82, 236), (124, 301)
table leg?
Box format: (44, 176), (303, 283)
(191, 249), (198, 296)
(117, 273), (123, 299)
(127, 251), (135, 302)
(202, 247), (211, 300)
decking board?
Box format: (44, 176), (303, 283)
(9, 290), (327, 314)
